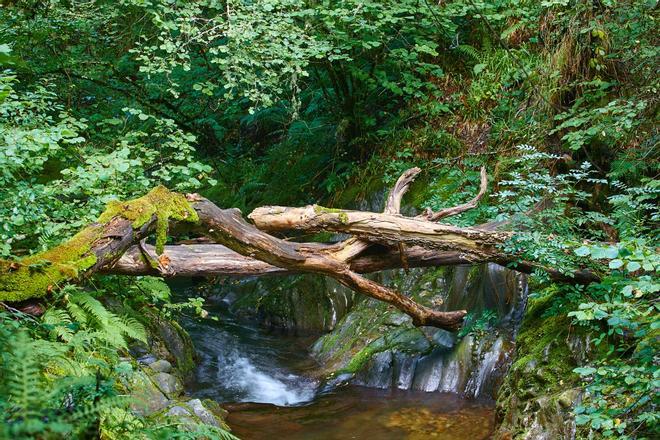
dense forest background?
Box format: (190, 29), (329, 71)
(0, 0), (657, 439)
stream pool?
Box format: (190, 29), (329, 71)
(180, 294), (495, 439)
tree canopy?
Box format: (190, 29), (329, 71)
(0, 0), (658, 438)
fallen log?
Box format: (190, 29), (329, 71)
(0, 166), (599, 330)
(107, 244), (475, 277)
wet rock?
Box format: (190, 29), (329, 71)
(223, 275), (355, 333)
(431, 329), (456, 349)
(392, 352), (417, 390)
(166, 405), (196, 426)
(137, 354), (158, 365)
(384, 312), (411, 326)
(311, 264), (527, 399)
(143, 309), (197, 377)
(390, 328), (431, 352)
(319, 372), (355, 393)
(354, 351), (393, 389)
(494, 293), (589, 440)
(129, 342), (149, 358)
(149, 359), (173, 373)
(153, 372), (183, 397)
(186, 398), (220, 427)
(167, 405), (192, 417)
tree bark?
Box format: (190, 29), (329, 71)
(107, 244), (475, 277)
(0, 167), (599, 330)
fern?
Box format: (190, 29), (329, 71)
(117, 316), (148, 344)
(66, 292), (148, 348)
(42, 308), (74, 342)
(66, 301), (88, 326)
(72, 293), (112, 327)
(5, 331), (46, 419)
(456, 44), (482, 62)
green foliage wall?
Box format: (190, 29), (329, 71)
(0, 0), (658, 438)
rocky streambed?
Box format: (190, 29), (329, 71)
(171, 262), (529, 438)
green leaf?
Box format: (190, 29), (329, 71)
(609, 259), (624, 269)
(473, 63), (487, 75)
(575, 246), (591, 257)
(573, 367), (596, 376)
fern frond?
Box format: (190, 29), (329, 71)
(46, 356), (89, 377)
(90, 326), (128, 349)
(456, 44), (481, 62)
(71, 294), (112, 326)
(42, 309), (74, 342)
(6, 331), (45, 417)
(117, 316), (148, 344)
(66, 301), (88, 326)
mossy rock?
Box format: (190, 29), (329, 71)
(494, 292), (592, 440)
(142, 309), (197, 379)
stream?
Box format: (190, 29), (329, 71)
(180, 294), (496, 439)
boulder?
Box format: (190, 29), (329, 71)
(152, 372), (184, 397)
(149, 359), (173, 373)
(128, 370), (170, 416)
(186, 398), (220, 427)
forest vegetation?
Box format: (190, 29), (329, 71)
(0, 0), (658, 439)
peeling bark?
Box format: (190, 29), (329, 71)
(1, 168), (599, 330)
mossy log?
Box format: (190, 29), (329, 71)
(0, 187), (197, 302)
(0, 168), (598, 331)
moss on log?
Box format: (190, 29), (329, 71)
(0, 186), (198, 302)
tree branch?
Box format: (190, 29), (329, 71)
(417, 166), (488, 221)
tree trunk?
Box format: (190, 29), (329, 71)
(0, 168), (599, 330)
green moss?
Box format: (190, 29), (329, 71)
(0, 225), (102, 302)
(0, 186), (198, 302)
(494, 291), (589, 439)
(98, 186), (198, 254)
(313, 205), (345, 215)
(344, 343), (381, 373)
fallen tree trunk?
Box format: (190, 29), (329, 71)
(0, 166), (599, 330)
(248, 204), (510, 259)
(107, 243), (475, 277)
(107, 243), (597, 284)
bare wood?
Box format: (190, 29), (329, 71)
(108, 243), (598, 284)
(384, 167), (421, 214)
(417, 166), (488, 221)
(248, 205), (511, 260)
(190, 197), (467, 330)
(107, 243), (476, 277)
(332, 166), (420, 264)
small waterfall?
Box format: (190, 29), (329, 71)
(183, 300), (318, 406)
(314, 263), (528, 400)
(209, 348), (317, 406)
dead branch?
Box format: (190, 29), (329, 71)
(417, 166), (488, 221)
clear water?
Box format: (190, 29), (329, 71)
(183, 299), (318, 406)
(180, 295), (495, 439)
(225, 389), (494, 440)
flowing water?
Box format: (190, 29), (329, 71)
(180, 294), (497, 439)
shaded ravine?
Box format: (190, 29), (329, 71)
(175, 262), (525, 439)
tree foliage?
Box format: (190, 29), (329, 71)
(0, 0), (658, 438)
